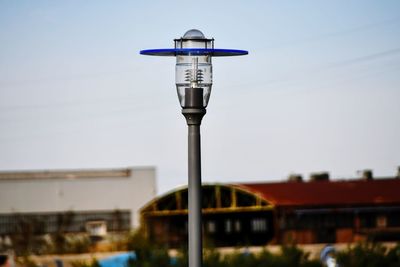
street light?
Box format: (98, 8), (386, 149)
(140, 29), (248, 267)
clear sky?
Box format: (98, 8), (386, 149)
(1, 1), (399, 194)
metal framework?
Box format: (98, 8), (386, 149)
(141, 184), (274, 217)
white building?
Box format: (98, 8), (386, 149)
(0, 167), (156, 235)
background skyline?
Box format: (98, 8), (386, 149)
(1, 1), (399, 194)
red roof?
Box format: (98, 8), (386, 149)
(239, 178), (400, 207)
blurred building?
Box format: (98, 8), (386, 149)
(0, 167), (156, 237)
(141, 169), (400, 246)
(141, 184), (274, 247)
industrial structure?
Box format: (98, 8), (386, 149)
(141, 169), (400, 247)
(141, 184), (274, 247)
(0, 167), (156, 238)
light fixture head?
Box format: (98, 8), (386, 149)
(140, 29), (248, 108)
(174, 29), (213, 108)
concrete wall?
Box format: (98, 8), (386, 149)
(0, 167), (156, 228)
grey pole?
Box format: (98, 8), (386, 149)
(188, 124), (202, 267)
(183, 105), (206, 267)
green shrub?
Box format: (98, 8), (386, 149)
(126, 240), (400, 267)
(174, 245), (321, 267)
(16, 256), (40, 267)
(336, 242), (400, 267)
(127, 229), (171, 267)
(386, 243), (400, 267)
(203, 249), (225, 267)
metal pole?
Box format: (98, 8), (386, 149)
(182, 107), (206, 267)
(188, 124), (202, 267)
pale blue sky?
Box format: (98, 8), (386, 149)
(1, 1), (399, 193)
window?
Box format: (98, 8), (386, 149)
(207, 221), (216, 233)
(376, 216), (387, 228)
(86, 220), (107, 237)
(236, 191), (257, 207)
(225, 219), (232, 233)
(234, 220), (241, 232)
(220, 187), (232, 208)
(251, 218), (267, 232)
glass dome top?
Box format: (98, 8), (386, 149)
(182, 29), (206, 39)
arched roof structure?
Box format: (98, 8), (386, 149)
(140, 184), (274, 217)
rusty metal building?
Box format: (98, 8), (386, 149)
(141, 172), (400, 247)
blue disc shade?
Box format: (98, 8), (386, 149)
(140, 48), (248, 57)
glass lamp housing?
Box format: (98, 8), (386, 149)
(140, 29), (248, 108)
(175, 29), (214, 108)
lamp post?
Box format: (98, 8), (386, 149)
(140, 29), (247, 267)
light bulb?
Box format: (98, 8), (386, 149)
(176, 54), (212, 108)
